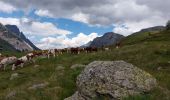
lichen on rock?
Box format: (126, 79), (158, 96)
(65, 61), (157, 100)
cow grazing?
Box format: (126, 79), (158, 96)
(12, 59), (24, 70)
(71, 48), (80, 54)
(12, 55), (34, 70)
(85, 47), (98, 53)
(41, 50), (48, 58)
(31, 51), (42, 57)
(115, 42), (121, 49)
(48, 49), (56, 58)
(0, 56), (6, 62)
(79, 48), (85, 53)
(12, 53), (37, 70)
(0, 56), (17, 70)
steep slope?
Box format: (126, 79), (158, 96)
(5, 25), (40, 50)
(122, 26), (166, 45)
(90, 32), (124, 47)
(139, 26), (165, 33)
(0, 23), (39, 51)
(80, 41), (92, 48)
(0, 38), (17, 51)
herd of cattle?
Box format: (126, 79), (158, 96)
(0, 47), (104, 71)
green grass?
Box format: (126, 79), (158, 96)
(0, 30), (170, 100)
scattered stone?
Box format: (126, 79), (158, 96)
(168, 61), (170, 64)
(157, 66), (162, 71)
(34, 64), (40, 68)
(6, 91), (16, 99)
(56, 66), (65, 71)
(28, 82), (49, 90)
(71, 64), (86, 69)
(65, 61), (157, 100)
(10, 73), (19, 80)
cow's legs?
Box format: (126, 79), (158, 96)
(53, 53), (56, 58)
(3, 64), (7, 70)
(12, 64), (16, 71)
(48, 54), (50, 59)
(0, 64), (3, 70)
(20, 63), (24, 68)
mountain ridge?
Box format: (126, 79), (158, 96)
(0, 23), (39, 51)
(89, 32), (125, 48)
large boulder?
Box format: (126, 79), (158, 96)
(65, 61), (157, 100)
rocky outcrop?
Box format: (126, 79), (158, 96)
(5, 25), (40, 50)
(65, 61), (157, 100)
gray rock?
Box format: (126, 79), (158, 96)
(28, 82), (49, 90)
(71, 64), (86, 69)
(34, 65), (40, 68)
(56, 66), (65, 71)
(65, 91), (85, 100)
(65, 61), (157, 100)
(6, 91), (16, 99)
(10, 73), (19, 80)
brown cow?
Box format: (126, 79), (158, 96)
(12, 59), (24, 70)
(71, 48), (80, 54)
(115, 42), (121, 49)
(85, 47), (98, 53)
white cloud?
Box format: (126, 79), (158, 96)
(20, 20), (71, 36)
(0, 1), (17, 13)
(71, 13), (89, 24)
(113, 16), (168, 36)
(3, 0), (170, 33)
(35, 9), (54, 17)
(37, 32), (99, 49)
(0, 17), (71, 36)
(0, 17), (20, 25)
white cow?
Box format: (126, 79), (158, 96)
(48, 49), (56, 59)
(18, 55), (34, 64)
(12, 53), (36, 71)
(11, 54), (34, 70)
(12, 59), (25, 70)
(19, 56), (28, 63)
(0, 56), (17, 70)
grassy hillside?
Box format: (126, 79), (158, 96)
(0, 30), (170, 100)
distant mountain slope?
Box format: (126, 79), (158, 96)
(90, 32), (124, 48)
(0, 38), (17, 51)
(80, 41), (92, 48)
(139, 26), (165, 33)
(122, 26), (166, 45)
(0, 23), (39, 52)
(5, 25), (40, 50)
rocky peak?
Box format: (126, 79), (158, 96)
(90, 32), (124, 48)
(0, 23), (39, 51)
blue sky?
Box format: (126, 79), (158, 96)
(0, 0), (168, 49)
